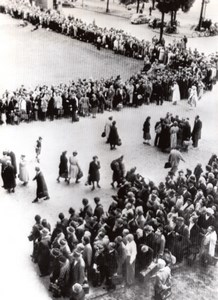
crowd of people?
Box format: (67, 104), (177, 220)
(0, 1), (218, 125)
(28, 152), (218, 299)
(148, 113), (203, 152)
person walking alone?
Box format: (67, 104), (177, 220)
(57, 151), (68, 183)
(143, 116), (151, 145)
(32, 166), (50, 203)
(88, 156), (101, 191)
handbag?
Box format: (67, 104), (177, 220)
(77, 168), (83, 180)
(164, 162), (171, 169)
(101, 131), (106, 138)
(111, 274), (123, 285)
(117, 138), (122, 146)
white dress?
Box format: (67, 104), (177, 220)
(69, 156), (79, 179)
(19, 159), (29, 183)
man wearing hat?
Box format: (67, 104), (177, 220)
(37, 228), (51, 277)
(173, 217), (189, 262)
(198, 207), (215, 232)
(32, 166), (50, 203)
(69, 250), (85, 286)
(70, 283), (85, 300)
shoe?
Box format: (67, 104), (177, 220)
(11, 189), (15, 193)
(56, 178), (60, 183)
(97, 184), (101, 189)
(111, 182), (114, 188)
(91, 187), (95, 191)
(44, 196), (50, 201)
(32, 199), (38, 203)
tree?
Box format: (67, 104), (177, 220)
(156, 0), (173, 42)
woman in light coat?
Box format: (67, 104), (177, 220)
(171, 81), (181, 105)
(68, 151), (80, 184)
(18, 154), (29, 185)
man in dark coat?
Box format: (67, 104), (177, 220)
(32, 166), (50, 203)
(37, 228), (51, 276)
(108, 121), (120, 150)
(111, 155), (125, 188)
(57, 151), (68, 182)
(104, 242), (118, 290)
(94, 197), (104, 221)
(192, 115), (202, 148)
(69, 251), (86, 285)
(3, 160), (16, 192)
(88, 156), (101, 191)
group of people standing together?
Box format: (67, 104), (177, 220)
(28, 152), (218, 299)
(143, 113), (202, 152)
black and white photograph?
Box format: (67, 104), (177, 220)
(0, 0), (218, 299)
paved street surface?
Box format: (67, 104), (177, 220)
(0, 12), (218, 300)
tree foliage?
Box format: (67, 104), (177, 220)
(181, 0), (196, 13)
(156, 0), (195, 14)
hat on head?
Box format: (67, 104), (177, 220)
(40, 228), (49, 237)
(72, 283), (83, 294)
(67, 226), (75, 234)
(73, 250), (81, 258)
(73, 151), (78, 156)
(59, 239), (67, 246)
(206, 207), (214, 215)
(76, 243), (85, 253)
(51, 248), (61, 258)
(58, 255), (67, 264)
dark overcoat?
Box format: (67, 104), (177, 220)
(3, 165), (16, 189)
(33, 171), (49, 198)
(89, 161), (100, 182)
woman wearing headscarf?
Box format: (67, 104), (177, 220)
(143, 116), (151, 145)
(18, 154), (29, 185)
(57, 151), (68, 183)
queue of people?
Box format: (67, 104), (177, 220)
(28, 152), (218, 299)
(0, 1), (218, 126)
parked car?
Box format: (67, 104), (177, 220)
(62, 0), (75, 8)
(130, 13), (150, 25)
(148, 18), (166, 29)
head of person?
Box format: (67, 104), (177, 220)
(72, 283), (83, 295)
(94, 197), (100, 204)
(157, 258), (166, 270)
(82, 198), (89, 207)
(176, 216), (184, 226)
(35, 166), (40, 172)
(58, 213), (65, 220)
(112, 121), (116, 126)
(73, 151), (78, 156)
(35, 215), (41, 223)
(93, 155), (98, 161)
(126, 234), (134, 243)
(136, 228), (143, 239)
